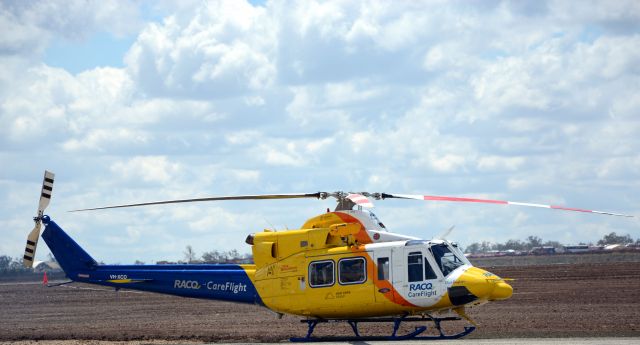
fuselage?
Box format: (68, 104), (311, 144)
(40, 209), (512, 319)
(251, 238), (512, 318)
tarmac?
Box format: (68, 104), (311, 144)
(248, 338), (640, 345)
(3, 339), (640, 345)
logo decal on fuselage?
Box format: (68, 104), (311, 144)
(408, 282), (437, 298)
(206, 281), (247, 293)
(174, 280), (248, 294)
(174, 280), (201, 289)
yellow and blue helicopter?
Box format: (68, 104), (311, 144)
(23, 171), (634, 341)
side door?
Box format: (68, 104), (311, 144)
(401, 247), (444, 307)
(373, 247), (394, 303)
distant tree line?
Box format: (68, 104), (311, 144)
(4, 232), (635, 270)
(0, 255), (29, 274)
(0, 253), (58, 274)
(465, 232), (639, 254)
(596, 232), (635, 246)
(150, 245), (253, 265)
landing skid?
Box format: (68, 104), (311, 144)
(290, 315), (476, 342)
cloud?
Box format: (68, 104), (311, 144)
(252, 136), (336, 167)
(477, 156), (526, 172)
(550, 0), (640, 32)
(110, 156), (182, 184)
(63, 128), (150, 152)
(0, 1), (141, 57)
(1, 0), (639, 264)
(125, 1), (275, 98)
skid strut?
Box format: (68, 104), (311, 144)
(290, 315), (475, 342)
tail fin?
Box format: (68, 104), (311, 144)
(41, 216), (97, 278)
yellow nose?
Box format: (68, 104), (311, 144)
(489, 281), (513, 300)
(455, 267), (514, 302)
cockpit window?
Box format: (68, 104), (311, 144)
(430, 244), (465, 276)
(424, 257), (438, 279)
(407, 252), (423, 282)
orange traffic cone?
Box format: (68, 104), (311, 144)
(42, 271), (48, 285)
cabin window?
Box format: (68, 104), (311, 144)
(377, 257), (389, 280)
(338, 257), (367, 285)
(424, 258), (438, 279)
(407, 251), (423, 282)
(430, 244), (465, 276)
(309, 260), (335, 287)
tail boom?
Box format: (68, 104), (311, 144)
(41, 216), (261, 305)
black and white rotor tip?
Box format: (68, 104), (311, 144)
(23, 170), (54, 268)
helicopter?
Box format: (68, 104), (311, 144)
(23, 171), (634, 341)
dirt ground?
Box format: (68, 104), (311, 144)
(1, 261), (639, 342)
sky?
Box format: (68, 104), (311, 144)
(1, 0), (639, 264)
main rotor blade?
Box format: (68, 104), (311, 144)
(382, 193), (635, 218)
(70, 192), (323, 212)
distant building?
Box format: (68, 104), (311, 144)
(562, 245), (589, 254)
(604, 244), (624, 251)
(32, 261), (61, 272)
(529, 247), (556, 255)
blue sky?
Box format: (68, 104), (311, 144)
(44, 32), (134, 72)
(1, 0), (639, 264)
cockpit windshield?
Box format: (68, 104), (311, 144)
(430, 243), (466, 276)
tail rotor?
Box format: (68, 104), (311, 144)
(23, 170), (55, 268)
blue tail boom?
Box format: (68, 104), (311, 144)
(41, 216), (262, 305)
